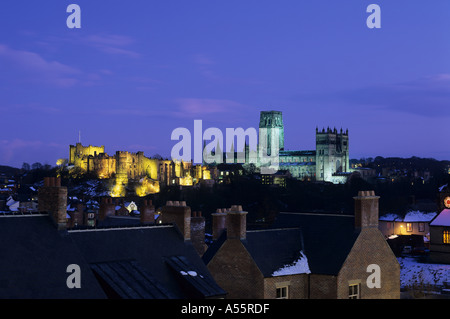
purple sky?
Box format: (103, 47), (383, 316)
(1, 1), (450, 167)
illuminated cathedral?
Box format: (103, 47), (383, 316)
(260, 110), (350, 183)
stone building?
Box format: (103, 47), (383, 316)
(429, 185), (450, 263)
(68, 143), (209, 196)
(257, 111), (351, 183)
(203, 191), (400, 299)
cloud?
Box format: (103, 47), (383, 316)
(0, 44), (81, 87)
(82, 34), (141, 58)
(174, 98), (245, 116)
(193, 54), (215, 66)
(294, 74), (450, 118)
(340, 75), (450, 118)
(0, 138), (62, 166)
(172, 98), (258, 125)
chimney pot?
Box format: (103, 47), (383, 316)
(226, 206), (247, 240)
(212, 211), (227, 240)
(354, 190), (380, 229)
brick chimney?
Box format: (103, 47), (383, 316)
(98, 197), (115, 221)
(161, 201), (191, 240)
(226, 205), (247, 240)
(71, 203), (84, 227)
(211, 209), (227, 240)
(191, 211), (207, 256)
(354, 190), (380, 229)
(38, 177), (68, 230)
(140, 199), (155, 224)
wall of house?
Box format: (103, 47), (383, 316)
(263, 274), (309, 299)
(309, 274), (338, 298)
(337, 228), (400, 299)
(429, 226), (450, 264)
(206, 239), (264, 299)
(379, 221), (431, 238)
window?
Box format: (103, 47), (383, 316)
(276, 286), (288, 299)
(444, 230), (450, 244)
(418, 223), (425, 232)
(406, 223), (412, 232)
(348, 284), (360, 299)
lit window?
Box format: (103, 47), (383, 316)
(276, 286), (288, 299)
(406, 223), (412, 232)
(418, 223), (425, 232)
(444, 230), (450, 244)
(348, 284), (360, 299)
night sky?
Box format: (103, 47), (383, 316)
(1, 1), (449, 168)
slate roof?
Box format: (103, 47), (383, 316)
(279, 150), (316, 157)
(430, 208), (450, 227)
(244, 228), (305, 277)
(271, 212), (360, 275)
(90, 260), (174, 299)
(0, 215), (106, 298)
(203, 213), (358, 277)
(0, 214), (225, 299)
(202, 228), (305, 278)
(164, 255), (226, 298)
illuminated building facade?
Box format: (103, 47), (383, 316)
(69, 143), (209, 196)
(259, 111), (350, 183)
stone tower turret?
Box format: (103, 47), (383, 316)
(315, 127), (349, 182)
(259, 111), (285, 155)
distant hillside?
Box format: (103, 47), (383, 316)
(0, 165), (20, 176)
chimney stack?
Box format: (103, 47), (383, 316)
(354, 190), (380, 229)
(226, 205), (247, 240)
(140, 199), (155, 224)
(212, 209), (227, 240)
(191, 211), (207, 256)
(38, 177), (68, 230)
(161, 200), (191, 240)
(98, 197), (115, 221)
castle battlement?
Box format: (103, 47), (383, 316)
(316, 127), (349, 136)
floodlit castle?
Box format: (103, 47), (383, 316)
(68, 143), (210, 197)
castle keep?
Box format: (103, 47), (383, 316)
(69, 143), (209, 196)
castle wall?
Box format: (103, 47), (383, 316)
(69, 143), (105, 165)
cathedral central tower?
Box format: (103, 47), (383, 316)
(259, 111), (285, 155)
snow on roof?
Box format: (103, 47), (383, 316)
(430, 209), (450, 227)
(379, 213), (400, 221)
(380, 211), (437, 222)
(403, 211), (437, 222)
(271, 251), (311, 277)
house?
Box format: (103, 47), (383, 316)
(203, 191), (400, 299)
(261, 170), (291, 187)
(429, 209), (450, 264)
(203, 207), (309, 299)
(426, 184), (450, 264)
(0, 177), (225, 299)
(379, 211), (437, 240)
